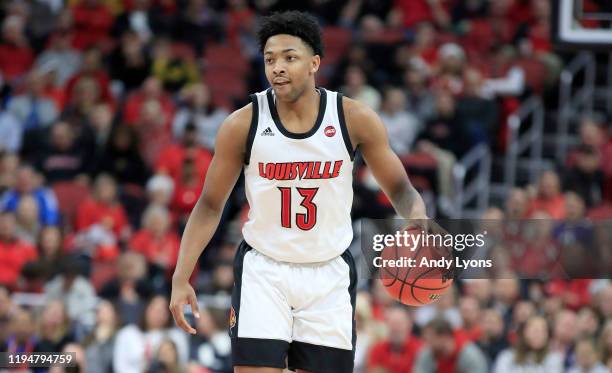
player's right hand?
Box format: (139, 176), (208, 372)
(169, 279), (200, 334)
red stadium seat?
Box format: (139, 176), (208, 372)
(52, 181), (91, 230)
(205, 44), (248, 74)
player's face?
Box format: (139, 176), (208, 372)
(263, 34), (320, 101)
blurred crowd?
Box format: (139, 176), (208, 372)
(0, 0), (611, 372)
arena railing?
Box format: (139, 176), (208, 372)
(556, 51), (596, 162)
(504, 95), (545, 188)
(450, 143), (492, 218)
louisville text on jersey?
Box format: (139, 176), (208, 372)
(258, 160), (343, 180)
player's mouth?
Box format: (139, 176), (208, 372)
(273, 79), (290, 87)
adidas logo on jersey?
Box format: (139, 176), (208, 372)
(261, 127), (274, 136)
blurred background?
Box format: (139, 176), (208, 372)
(0, 0), (611, 372)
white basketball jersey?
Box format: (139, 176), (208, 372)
(242, 88), (355, 263)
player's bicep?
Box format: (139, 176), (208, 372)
(354, 106), (410, 195)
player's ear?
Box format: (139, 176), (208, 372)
(310, 55), (320, 74)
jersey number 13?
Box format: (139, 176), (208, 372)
(277, 187), (319, 230)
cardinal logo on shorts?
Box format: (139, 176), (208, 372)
(324, 126), (336, 137)
(229, 306), (237, 329)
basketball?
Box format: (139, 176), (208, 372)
(379, 226), (454, 306)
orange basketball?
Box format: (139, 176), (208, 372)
(379, 226), (454, 306)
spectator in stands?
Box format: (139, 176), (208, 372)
(0, 211), (38, 288)
(75, 173), (129, 239)
(595, 284), (612, 320)
(600, 320), (612, 369)
(97, 125), (150, 186)
(129, 204), (180, 277)
(526, 170), (566, 219)
(14, 195), (41, 244)
(432, 43), (466, 96)
(189, 307), (232, 372)
(504, 187), (529, 219)
(112, 0), (158, 43)
(32, 226), (64, 281)
(414, 317), (488, 373)
(0, 111), (22, 154)
(172, 83), (228, 151)
(148, 339), (186, 373)
(70, 0), (114, 50)
(99, 252), (151, 325)
(146, 174), (175, 208)
(393, 0), (450, 29)
(493, 315), (563, 373)
(108, 30), (151, 93)
(157, 122), (213, 185)
(564, 144), (603, 208)
(0, 285), (13, 342)
(0, 165), (59, 225)
(113, 294), (188, 373)
(64, 47), (113, 110)
(151, 36), (199, 93)
(342, 65), (381, 111)
(368, 305), (422, 373)
(576, 307), (601, 339)
(35, 300), (75, 353)
(35, 121), (92, 184)
(568, 337), (608, 373)
(456, 296), (482, 342)
(172, 157), (204, 226)
(477, 308), (509, 366)
(2, 306), (36, 354)
(173, 0), (223, 54)
(89, 103), (115, 163)
(403, 57), (435, 122)
(123, 76), (175, 127)
(137, 98), (174, 168)
(0, 15), (34, 85)
(7, 70), (58, 131)
(44, 255), (97, 330)
(457, 68), (498, 147)
(552, 308), (579, 368)
(35, 30), (82, 88)
(378, 86), (421, 156)
(83, 300), (120, 373)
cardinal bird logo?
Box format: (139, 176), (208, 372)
(229, 306), (237, 329)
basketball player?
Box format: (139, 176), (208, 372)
(170, 11), (427, 373)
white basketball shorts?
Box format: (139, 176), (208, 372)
(229, 240), (357, 372)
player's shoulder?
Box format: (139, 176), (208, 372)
(214, 101), (254, 152)
(338, 95), (384, 144)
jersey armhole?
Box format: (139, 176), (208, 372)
(336, 93), (356, 161)
(244, 94), (259, 165)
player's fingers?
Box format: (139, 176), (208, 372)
(171, 301), (196, 334)
(189, 294), (200, 319)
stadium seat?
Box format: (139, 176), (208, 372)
(52, 181), (91, 230)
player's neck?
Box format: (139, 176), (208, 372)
(275, 85), (320, 121)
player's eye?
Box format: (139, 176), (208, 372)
(287, 56), (297, 62)
(265, 58), (274, 64)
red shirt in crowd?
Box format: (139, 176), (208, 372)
(368, 336), (423, 373)
(436, 332), (470, 373)
(65, 71), (114, 107)
(75, 197), (129, 237)
(123, 92), (175, 128)
(526, 195), (566, 219)
(71, 3), (114, 50)
(129, 229), (180, 269)
(156, 145), (213, 184)
(172, 180), (204, 220)
(0, 239), (37, 288)
(0, 43), (34, 82)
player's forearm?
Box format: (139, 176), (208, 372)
(388, 180), (427, 220)
(172, 198), (223, 283)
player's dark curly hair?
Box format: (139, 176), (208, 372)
(256, 11), (324, 58)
